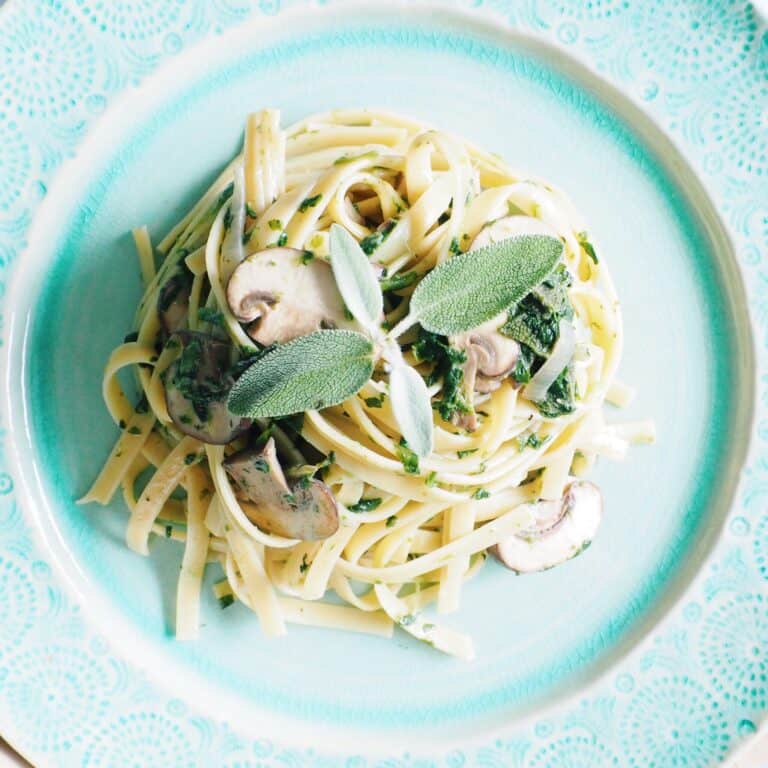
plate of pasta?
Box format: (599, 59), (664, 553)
(0, 1), (764, 766)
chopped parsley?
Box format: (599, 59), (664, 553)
(380, 271), (417, 293)
(184, 453), (198, 465)
(277, 232), (288, 247)
(396, 439), (420, 474)
(118, 419), (127, 430)
(472, 488), (490, 500)
(577, 231), (598, 264)
(300, 553), (310, 574)
(268, 218), (282, 231)
(425, 471), (438, 487)
(386, 515), (398, 528)
(127, 426), (142, 435)
(197, 307), (224, 326)
(218, 594), (235, 609)
(449, 237), (461, 255)
(502, 265), (577, 417)
(165, 525), (173, 538)
(298, 194), (322, 213)
(348, 497), (383, 513)
(246, 203), (259, 218)
(516, 433), (543, 451)
(364, 395), (385, 408)
(299, 250), (315, 265)
(537, 366), (576, 418)
(412, 329), (470, 422)
(457, 448), (478, 459)
(360, 219), (396, 255)
(253, 458), (270, 473)
(170, 336), (230, 422)
(123, 331), (139, 343)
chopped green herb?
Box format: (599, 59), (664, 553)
(457, 448), (478, 459)
(360, 219), (396, 255)
(396, 439), (420, 474)
(123, 331), (139, 343)
(223, 206), (233, 230)
(386, 515), (398, 528)
(298, 194), (322, 213)
(197, 307), (224, 326)
(246, 203), (259, 218)
(218, 593), (235, 609)
(412, 329), (470, 422)
(118, 419), (127, 430)
(578, 231), (598, 264)
(472, 488), (490, 500)
(449, 237), (461, 255)
(516, 432), (543, 451)
(135, 397), (149, 414)
(165, 525), (173, 538)
(242, 229), (253, 245)
(253, 458), (270, 473)
(380, 271), (418, 293)
(300, 250), (315, 265)
(364, 395), (385, 408)
(277, 232), (288, 247)
(268, 218), (282, 231)
(348, 497), (383, 513)
(128, 426), (142, 435)
(425, 471), (438, 487)
(399, 613), (416, 626)
(300, 553), (310, 573)
(536, 366), (576, 418)
(184, 453), (198, 465)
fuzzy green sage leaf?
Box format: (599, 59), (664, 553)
(389, 362), (434, 458)
(228, 330), (374, 418)
(329, 224), (383, 334)
(409, 235), (563, 336)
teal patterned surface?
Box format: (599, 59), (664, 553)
(0, 0), (767, 766)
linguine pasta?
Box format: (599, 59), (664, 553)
(80, 108), (653, 659)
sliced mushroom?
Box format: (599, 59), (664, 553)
(157, 269), (193, 335)
(226, 248), (354, 345)
(224, 437), (339, 540)
(490, 481), (602, 573)
(471, 214), (560, 251)
(450, 315), (520, 431)
(447, 216), (558, 430)
(164, 331), (251, 444)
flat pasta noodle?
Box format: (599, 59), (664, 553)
(79, 107), (652, 659)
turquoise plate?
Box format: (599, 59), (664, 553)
(1, 1), (766, 765)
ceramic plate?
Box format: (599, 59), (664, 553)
(1, 1), (767, 765)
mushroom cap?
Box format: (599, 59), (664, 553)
(224, 437), (339, 541)
(490, 481), (602, 573)
(164, 331), (251, 445)
(226, 247), (353, 346)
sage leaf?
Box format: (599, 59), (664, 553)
(409, 235), (563, 336)
(329, 224), (383, 334)
(389, 363), (434, 458)
(228, 330), (374, 418)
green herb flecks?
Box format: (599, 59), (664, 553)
(348, 498), (383, 513)
(412, 329), (470, 422)
(396, 439), (420, 475)
(578, 231), (598, 264)
(298, 194), (322, 213)
(380, 271), (418, 293)
(360, 220), (396, 255)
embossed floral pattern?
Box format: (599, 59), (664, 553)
(620, 675), (730, 767)
(699, 593), (768, 709)
(0, 0), (766, 765)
